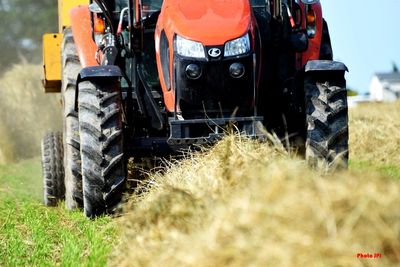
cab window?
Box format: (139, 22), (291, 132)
(142, 0), (163, 16)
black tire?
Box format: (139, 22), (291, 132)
(304, 71), (349, 168)
(62, 28), (83, 209)
(78, 80), (126, 218)
(41, 132), (65, 206)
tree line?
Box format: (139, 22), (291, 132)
(0, 0), (57, 73)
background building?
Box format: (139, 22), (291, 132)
(370, 72), (400, 102)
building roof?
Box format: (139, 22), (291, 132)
(375, 72), (400, 84)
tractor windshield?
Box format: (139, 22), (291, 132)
(142, 0), (163, 17)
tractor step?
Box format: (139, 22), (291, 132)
(123, 90), (162, 100)
(168, 116), (264, 145)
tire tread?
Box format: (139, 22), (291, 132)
(79, 80), (125, 218)
(42, 132), (65, 206)
(305, 74), (349, 168)
(62, 28), (83, 209)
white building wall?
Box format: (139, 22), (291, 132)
(383, 87), (397, 102)
(369, 76), (383, 101)
(391, 83), (400, 93)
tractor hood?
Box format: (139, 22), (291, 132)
(162, 0), (251, 46)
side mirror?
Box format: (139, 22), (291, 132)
(89, 2), (103, 13)
(300, 0), (320, 4)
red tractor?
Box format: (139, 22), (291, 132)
(41, 0), (348, 217)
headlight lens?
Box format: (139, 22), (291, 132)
(224, 33), (251, 57)
(175, 35), (205, 58)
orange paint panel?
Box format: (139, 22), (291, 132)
(162, 0), (251, 45)
(155, 0), (254, 111)
(70, 6), (98, 67)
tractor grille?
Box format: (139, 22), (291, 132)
(174, 54), (255, 119)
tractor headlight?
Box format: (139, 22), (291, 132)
(175, 35), (206, 59)
(224, 33), (251, 57)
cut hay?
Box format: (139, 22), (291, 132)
(112, 134), (400, 266)
(0, 64), (61, 163)
(349, 101), (400, 165)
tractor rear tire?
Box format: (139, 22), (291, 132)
(78, 80), (126, 218)
(62, 28), (83, 209)
(41, 132), (65, 206)
(304, 71), (349, 168)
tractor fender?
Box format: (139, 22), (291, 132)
(78, 65), (123, 80)
(70, 5), (98, 68)
(75, 66), (123, 111)
(305, 60), (348, 73)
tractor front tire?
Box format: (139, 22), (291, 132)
(62, 28), (83, 209)
(78, 80), (126, 218)
(304, 71), (349, 168)
(41, 132), (65, 206)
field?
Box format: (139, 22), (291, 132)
(0, 65), (399, 266)
(0, 159), (115, 266)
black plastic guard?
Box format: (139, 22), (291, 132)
(75, 66), (123, 111)
(78, 65), (123, 80)
(305, 60), (348, 73)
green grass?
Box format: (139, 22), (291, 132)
(0, 159), (116, 267)
(350, 160), (400, 180)
(0, 158), (42, 200)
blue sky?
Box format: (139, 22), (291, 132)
(323, 0), (400, 94)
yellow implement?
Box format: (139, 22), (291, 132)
(42, 0), (89, 93)
(58, 0), (89, 32)
(42, 33), (62, 92)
